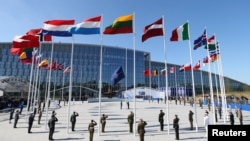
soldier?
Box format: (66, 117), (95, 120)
(38, 107), (42, 124)
(70, 111), (79, 131)
(9, 108), (14, 124)
(88, 120), (97, 141)
(229, 111), (234, 125)
(137, 119), (147, 141)
(13, 110), (20, 128)
(158, 110), (165, 131)
(48, 114), (58, 140)
(189, 110), (194, 130)
(173, 115), (180, 140)
(100, 114), (108, 132)
(28, 112), (35, 133)
(127, 111), (134, 133)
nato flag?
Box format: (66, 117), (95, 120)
(111, 66), (125, 86)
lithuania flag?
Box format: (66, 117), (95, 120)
(103, 14), (133, 34)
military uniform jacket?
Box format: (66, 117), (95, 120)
(48, 117), (58, 128)
(88, 122), (97, 133)
(159, 112), (165, 122)
(137, 121), (147, 134)
(128, 113), (134, 124)
(173, 117), (179, 128)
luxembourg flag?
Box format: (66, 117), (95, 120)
(68, 16), (101, 35)
(42, 19), (75, 37)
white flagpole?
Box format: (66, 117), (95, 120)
(79, 68), (82, 101)
(187, 21), (198, 131)
(26, 49), (36, 122)
(67, 36), (74, 133)
(98, 14), (103, 135)
(133, 13), (136, 136)
(45, 40), (54, 130)
(53, 69), (57, 100)
(62, 63), (65, 102)
(162, 16), (169, 134)
(174, 67), (178, 100)
(200, 69), (205, 103)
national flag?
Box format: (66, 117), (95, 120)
(210, 54), (218, 62)
(143, 70), (150, 76)
(205, 35), (216, 50)
(63, 66), (71, 73)
(170, 22), (189, 41)
(12, 35), (40, 48)
(42, 19), (75, 37)
(68, 16), (101, 35)
(151, 70), (158, 77)
(179, 63), (191, 72)
(46, 61), (57, 70)
(170, 67), (175, 73)
(26, 28), (52, 41)
(38, 58), (49, 68)
(103, 14), (133, 34)
(57, 63), (64, 70)
(203, 56), (209, 64)
(193, 60), (200, 70)
(18, 48), (33, 60)
(160, 69), (166, 75)
(111, 66), (125, 86)
(193, 29), (207, 50)
(142, 18), (164, 42)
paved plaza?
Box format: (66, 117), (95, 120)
(1, 99), (250, 141)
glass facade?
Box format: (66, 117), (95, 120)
(0, 42), (248, 98)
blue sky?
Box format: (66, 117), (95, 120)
(1, 0), (249, 85)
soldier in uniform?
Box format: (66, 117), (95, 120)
(158, 110), (165, 131)
(38, 107), (42, 124)
(28, 112), (35, 133)
(189, 110), (194, 130)
(13, 110), (20, 128)
(127, 111), (134, 133)
(173, 115), (180, 140)
(88, 120), (97, 141)
(100, 114), (108, 132)
(48, 114), (58, 140)
(137, 119), (147, 141)
(70, 111), (79, 131)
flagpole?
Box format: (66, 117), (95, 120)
(175, 67), (178, 101)
(187, 22), (198, 131)
(200, 69), (205, 104)
(133, 13), (136, 136)
(45, 41), (54, 130)
(98, 19), (103, 136)
(67, 36), (74, 133)
(162, 16), (169, 134)
(62, 63), (65, 102)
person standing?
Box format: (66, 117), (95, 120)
(229, 111), (234, 125)
(9, 108), (14, 124)
(127, 101), (130, 109)
(203, 113), (210, 137)
(88, 120), (97, 141)
(218, 105), (222, 119)
(13, 110), (20, 128)
(28, 112), (35, 133)
(158, 110), (165, 131)
(19, 102), (24, 115)
(100, 114), (108, 132)
(120, 101), (123, 109)
(189, 110), (194, 130)
(38, 108), (43, 124)
(173, 115), (180, 140)
(237, 108), (243, 125)
(127, 111), (134, 133)
(48, 114), (58, 140)
(137, 119), (147, 141)
(70, 111), (79, 131)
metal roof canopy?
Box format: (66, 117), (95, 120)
(0, 76), (31, 93)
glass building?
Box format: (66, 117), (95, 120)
(0, 42), (248, 99)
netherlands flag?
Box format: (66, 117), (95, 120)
(42, 19), (75, 37)
(68, 16), (101, 35)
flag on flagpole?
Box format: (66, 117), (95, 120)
(12, 35), (40, 48)
(63, 66), (71, 73)
(103, 14), (133, 34)
(18, 48), (33, 60)
(68, 16), (101, 35)
(151, 70), (158, 77)
(193, 29), (207, 50)
(169, 67), (175, 73)
(179, 63), (191, 72)
(143, 70), (150, 76)
(142, 18), (164, 42)
(26, 28), (52, 41)
(160, 69), (166, 75)
(111, 66), (125, 86)
(38, 58), (49, 68)
(42, 19), (75, 36)
(170, 22), (189, 41)
(193, 60), (200, 70)
(205, 35), (216, 50)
